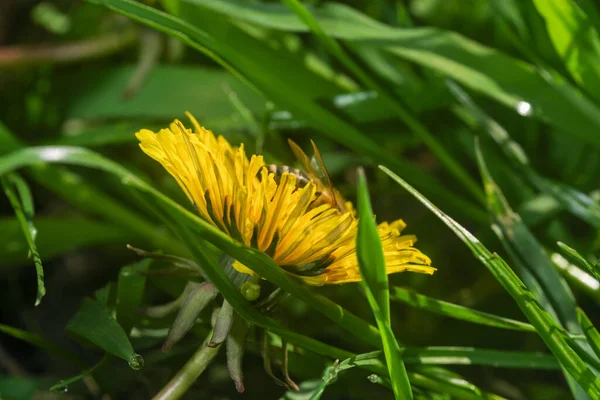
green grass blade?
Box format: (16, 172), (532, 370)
(379, 165), (600, 399)
(67, 297), (143, 368)
(356, 169), (391, 322)
(578, 308), (600, 362)
(282, 0), (484, 204)
(557, 242), (600, 283)
(449, 80), (600, 230)
(85, 0), (486, 225)
(474, 143), (580, 333)
(391, 287), (536, 332)
(190, 0), (600, 147)
(356, 168), (411, 399)
(1, 173), (45, 306)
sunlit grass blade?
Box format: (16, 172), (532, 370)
(356, 168), (411, 399)
(67, 297), (143, 369)
(474, 143), (580, 333)
(1, 173), (45, 306)
(391, 287), (536, 332)
(379, 165), (600, 399)
(474, 142), (597, 399)
(578, 308), (600, 362)
(282, 0), (484, 204)
(557, 242), (600, 283)
(409, 367), (496, 400)
(532, 0), (600, 101)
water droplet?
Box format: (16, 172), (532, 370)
(367, 374), (380, 383)
(128, 353), (144, 370)
(30, 228), (37, 240)
(516, 101), (532, 116)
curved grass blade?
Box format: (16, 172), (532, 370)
(356, 168), (411, 399)
(391, 287), (536, 332)
(0, 145), (384, 350)
(380, 165), (600, 399)
(0, 122), (186, 257)
(1, 173), (44, 306)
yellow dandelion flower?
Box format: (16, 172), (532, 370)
(136, 113), (435, 285)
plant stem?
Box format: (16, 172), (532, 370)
(153, 331), (222, 400)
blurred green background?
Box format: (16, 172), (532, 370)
(2, 0), (600, 399)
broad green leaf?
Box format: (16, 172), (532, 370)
(533, 0), (600, 100)
(380, 165), (600, 399)
(390, 287), (536, 332)
(356, 169), (411, 399)
(1, 173), (44, 306)
(189, 0), (600, 147)
(116, 259), (152, 335)
(85, 0), (487, 226)
(67, 297), (143, 368)
(0, 217), (135, 267)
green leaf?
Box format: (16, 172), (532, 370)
(390, 287), (536, 332)
(379, 165), (600, 399)
(1, 173), (45, 306)
(578, 308), (600, 362)
(116, 259), (151, 335)
(67, 297), (143, 368)
(356, 168), (411, 400)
